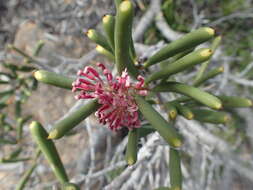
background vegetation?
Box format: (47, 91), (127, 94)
(0, 0), (253, 189)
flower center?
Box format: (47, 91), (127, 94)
(72, 63), (147, 130)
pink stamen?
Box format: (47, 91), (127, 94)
(85, 67), (102, 80)
(135, 75), (145, 89)
(78, 78), (93, 85)
(72, 63), (148, 131)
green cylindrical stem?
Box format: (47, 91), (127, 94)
(33, 40), (45, 56)
(0, 138), (17, 145)
(135, 95), (182, 148)
(173, 103), (194, 120)
(7, 45), (36, 62)
(62, 183), (80, 190)
(160, 48), (194, 69)
(0, 89), (14, 97)
(125, 128), (139, 165)
(86, 29), (113, 53)
(194, 36), (222, 82)
(0, 80), (8, 84)
(102, 15), (115, 51)
(8, 148), (22, 160)
(29, 121), (69, 184)
(34, 70), (73, 90)
(144, 27), (215, 67)
(15, 101), (21, 118)
(48, 99), (100, 139)
(218, 96), (252, 108)
(165, 102), (178, 120)
(17, 66), (36, 72)
(210, 35), (221, 50)
(171, 66), (223, 104)
(193, 66), (224, 86)
(0, 157), (30, 163)
(138, 125), (156, 138)
(0, 72), (13, 79)
(153, 82), (222, 110)
(162, 0), (174, 24)
(114, 0), (123, 10)
(169, 148), (182, 190)
(129, 36), (136, 61)
(17, 117), (25, 141)
(191, 109), (230, 124)
(96, 45), (115, 61)
(15, 162), (37, 190)
(114, 0), (139, 77)
(145, 48), (213, 84)
(15, 150), (41, 190)
(3, 62), (18, 71)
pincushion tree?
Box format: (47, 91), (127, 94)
(28, 0), (252, 189)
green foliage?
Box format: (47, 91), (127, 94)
(30, 121), (69, 184)
(169, 148), (182, 190)
(135, 95), (182, 148)
(34, 70), (74, 90)
(16, 0), (252, 188)
(114, 0), (138, 77)
(125, 128), (139, 165)
(0, 41), (46, 189)
(48, 99), (100, 139)
(154, 82), (222, 109)
(15, 150), (41, 190)
(221, 0), (245, 15)
(145, 48), (213, 83)
(144, 28), (215, 67)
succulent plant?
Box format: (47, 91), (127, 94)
(30, 0), (252, 189)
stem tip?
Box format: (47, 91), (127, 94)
(48, 130), (58, 139)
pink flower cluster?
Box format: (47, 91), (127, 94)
(72, 63), (148, 131)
